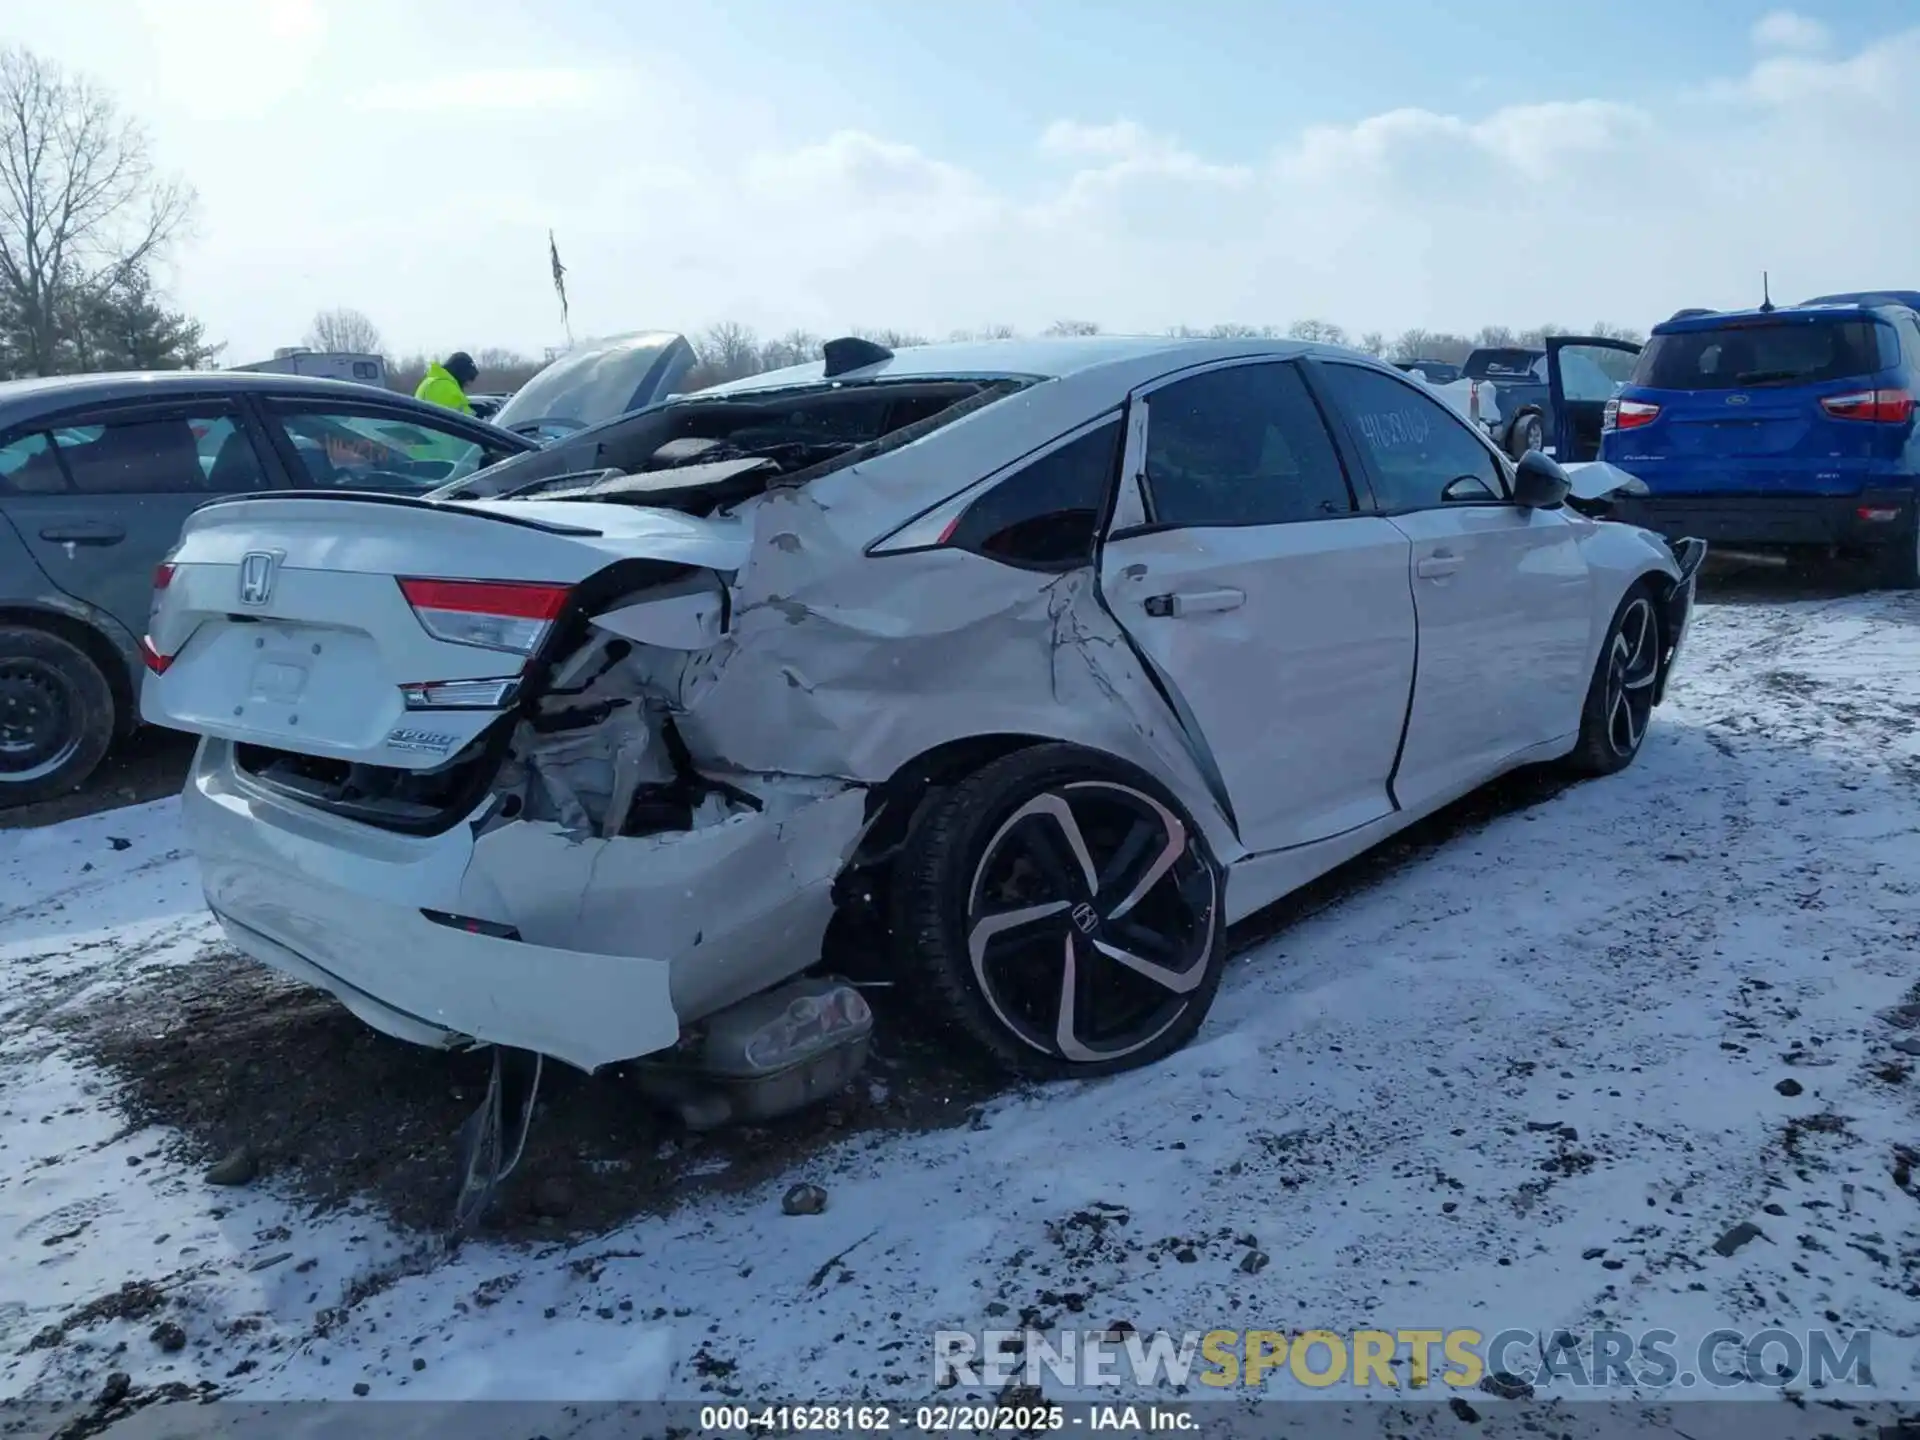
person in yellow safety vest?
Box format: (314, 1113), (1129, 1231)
(415, 352), (479, 413)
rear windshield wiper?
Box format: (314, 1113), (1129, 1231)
(1731, 369), (1805, 385)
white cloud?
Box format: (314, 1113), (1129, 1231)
(9, 5), (1920, 359)
(1752, 10), (1831, 53)
(1037, 120), (1158, 161)
(1282, 100), (1652, 186)
(128, 0), (329, 118)
(348, 68), (612, 113)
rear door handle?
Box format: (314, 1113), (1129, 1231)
(40, 524), (126, 546)
(1415, 554), (1463, 579)
(1142, 587), (1245, 618)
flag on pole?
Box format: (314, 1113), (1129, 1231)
(549, 229), (572, 343)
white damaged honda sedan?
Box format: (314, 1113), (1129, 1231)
(142, 335), (1704, 1093)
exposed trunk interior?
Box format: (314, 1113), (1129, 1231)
(435, 378), (1029, 514)
(230, 566), (756, 840)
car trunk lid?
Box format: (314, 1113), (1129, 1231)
(140, 493), (748, 769)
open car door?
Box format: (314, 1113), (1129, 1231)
(1546, 335), (1642, 462)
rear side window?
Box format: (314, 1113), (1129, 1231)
(1891, 311), (1920, 367)
(943, 419), (1121, 571)
(3, 410), (269, 495)
(1632, 320), (1891, 390)
(1464, 349), (1543, 380)
(0, 433), (65, 493)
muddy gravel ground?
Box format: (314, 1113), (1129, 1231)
(45, 755), (1578, 1243)
(0, 729), (195, 832)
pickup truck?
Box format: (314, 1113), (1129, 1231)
(1417, 337), (1642, 463)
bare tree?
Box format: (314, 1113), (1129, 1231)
(853, 326), (930, 349)
(0, 47), (195, 376)
(305, 306), (383, 355)
(1043, 319), (1102, 337)
(1356, 331), (1387, 357)
(697, 321), (763, 383)
(1390, 328), (1474, 364)
(758, 329), (820, 371)
(1586, 320), (1645, 345)
(1287, 319), (1349, 346)
(949, 324), (1018, 342)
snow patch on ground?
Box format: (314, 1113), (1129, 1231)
(3, 594), (1919, 1425)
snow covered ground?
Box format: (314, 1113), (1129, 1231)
(3, 587), (1919, 1435)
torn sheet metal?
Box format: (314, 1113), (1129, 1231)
(1563, 461), (1650, 503)
(649, 482), (1244, 865)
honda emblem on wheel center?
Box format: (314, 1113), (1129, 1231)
(237, 551), (278, 607)
(1070, 902), (1099, 934)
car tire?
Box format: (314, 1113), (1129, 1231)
(1563, 584), (1662, 778)
(0, 625), (116, 808)
(1508, 412), (1544, 460)
(890, 744), (1226, 1080)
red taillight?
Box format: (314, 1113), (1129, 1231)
(1820, 388), (1915, 424)
(139, 636), (171, 674)
(1605, 399), (1661, 432)
(396, 578), (571, 656)
(153, 562), (175, 590)
(397, 578), (571, 619)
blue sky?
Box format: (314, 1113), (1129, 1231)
(11, 1), (1919, 361)
(588, 0), (1913, 166)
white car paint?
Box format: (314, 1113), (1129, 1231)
(140, 335), (1698, 1076)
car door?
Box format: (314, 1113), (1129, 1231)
(251, 394), (528, 493)
(1098, 358), (1418, 855)
(1312, 359), (1594, 814)
(1546, 336), (1642, 462)
(0, 397), (282, 639)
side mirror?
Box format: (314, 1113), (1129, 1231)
(1512, 450), (1570, 510)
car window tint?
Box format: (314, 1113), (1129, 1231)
(1320, 363), (1507, 511)
(1893, 311), (1920, 366)
(192, 417), (271, 491)
(48, 411), (261, 494)
(1632, 320), (1886, 390)
(947, 418), (1120, 570)
(0, 432), (67, 494)
(1557, 349), (1621, 402)
(1143, 362), (1351, 527)
(268, 408), (498, 491)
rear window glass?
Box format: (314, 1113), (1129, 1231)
(1463, 349), (1543, 380)
(1632, 320), (1891, 390)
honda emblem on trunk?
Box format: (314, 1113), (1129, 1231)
(238, 551), (278, 607)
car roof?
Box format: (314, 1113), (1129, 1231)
(0, 370), (522, 434)
(1652, 303), (1904, 335)
(691, 334), (1348, 397)
(1799, 290), (1920, 310)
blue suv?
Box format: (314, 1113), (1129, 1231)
(1599, 299), (1920, 586)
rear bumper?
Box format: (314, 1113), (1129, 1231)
(1608, 487), (1915, 550)
(181, 739), (866, 1071)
